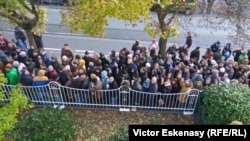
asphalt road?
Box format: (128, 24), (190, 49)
(0, 6), (240, 49)
(2, 31), (211, 58)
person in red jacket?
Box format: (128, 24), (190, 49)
(0, 32), (9, 53)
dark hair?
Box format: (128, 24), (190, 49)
(75, 55), (81, 59)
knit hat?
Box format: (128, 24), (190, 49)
(12, 61), (19, 67)
(19, 51), (26, 56)
(146, 62), (151, 67)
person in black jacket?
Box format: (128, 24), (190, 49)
(32, 31), (43, 49)
(190, 46), (200, 62)
(20, 68), (33, 86)
(14, 26), (27, 46)
(57, 65), (68, 86)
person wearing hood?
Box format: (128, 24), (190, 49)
(101, 70), (109, 90)
(238, 50), (248, 65)
(33, 69), (48, 82)
(178, 78), (193, 107)
(5, 63), (19, 85)
(32, 69), (49, 103)
(75, 55), (86, 73)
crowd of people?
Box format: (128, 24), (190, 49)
(0, 28), (250, 106)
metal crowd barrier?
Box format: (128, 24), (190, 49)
(1, 81), (200, 115)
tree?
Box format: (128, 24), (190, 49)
(0, 0), (47, 48)
(197, 0), (250, 47)
(60, 0), (192, 57)
(0, 73), (32, 140)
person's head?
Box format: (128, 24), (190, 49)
(26, 58), (32, 64)
(5, 63), (12, 71)
(153, 63), (159, 69)
(109, 76), (114, 83)
(48, 65), (54, 72)
(110, 50), (116, 57)
(90, 73), (97, 80)
(19, 51), (27, 58)
(99, 52), (105, 58)
(216, 41), (221, 47)
(8, 42), (14, 48)
(187, 31), (192, 37)
(196, 46), (200, 51)
(39, 48), (45, 54)
(127, 58), (132, 64)
(91, 77), (98, 84)
(101, 70), (108, 78)
(185, 79), (192, 87)
(151, 76), (157, 84)
(172, 43), (177, 48)
(229, 120), (243, 125)
(33, 49), (38, 56)
(205, 77), (212, 85)
(63, 43), (69, 49)
(80, 74), (87, 81)
(75, 55), (81, 60)
(223, 73), (229, 79)
(16, 46), (21, 52)
(241, 46), (245, 51)
(135, 39), (139, 45)
(133, 73), (139, 80)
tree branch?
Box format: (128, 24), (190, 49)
(166, 13), (176, 25)
(0, 11), (23, 24)
(19, 0), (33, 14)
(19, 0), (39, 27)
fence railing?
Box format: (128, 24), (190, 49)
(1, 81), (200, 115)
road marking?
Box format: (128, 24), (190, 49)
(44, 48), (95, 57)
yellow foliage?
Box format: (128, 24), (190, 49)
(61, 0), (180, 40)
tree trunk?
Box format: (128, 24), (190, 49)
(24, 29), (36, 49)
(159, 37), (168, 58)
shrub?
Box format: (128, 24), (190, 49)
(11, 107), (75, 141)
(201, 83), (250, 124)
(0, 73), (32, 140)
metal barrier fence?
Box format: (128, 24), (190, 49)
(1, 81), (200, 115)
